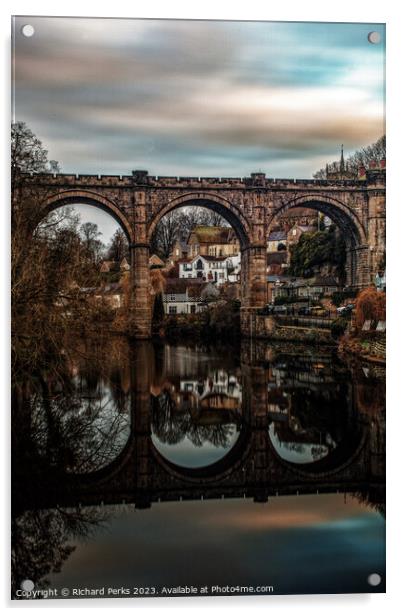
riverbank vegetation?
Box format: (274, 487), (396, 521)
(12, 122), (115, 385)
(338, 287), (386, 362)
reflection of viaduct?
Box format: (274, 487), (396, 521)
(23, 165), (385, 337)
(19, 343), (385, 513)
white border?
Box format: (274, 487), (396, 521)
(2, 1), (401, 614)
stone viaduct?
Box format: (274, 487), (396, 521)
(23, 163), (385, 338)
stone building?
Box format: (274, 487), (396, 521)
(266, 230), (287, 252)
(169, 238), (189, 263)
(187, 226), (240, 258)
(100, 258), (130, 273)
(276, 207), (321, 233)
(149, 254), (165, 268)
(93, 282), (124, 309)
(266, 251), (289, 275)
(268, 275), (340, 303)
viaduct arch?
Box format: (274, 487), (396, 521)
(22, 164), (385, 338)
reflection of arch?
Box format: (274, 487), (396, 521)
(41, 190), (134, 243)
(148, 193), (251, 248)
(268, 194), (367, 246)
(151, 424), (251, 483)
(267, 421), (368, 478)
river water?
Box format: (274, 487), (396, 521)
(11, 338), (385, 597)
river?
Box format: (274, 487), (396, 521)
(11, 338), (385, 597)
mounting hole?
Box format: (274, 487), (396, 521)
(21, 579), (34, 591)
(368, 31), (381, 44)
(367, 573), (381, 586)
(21, 24), (35, 38)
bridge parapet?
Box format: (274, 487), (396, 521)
(22, 171), (385, 192)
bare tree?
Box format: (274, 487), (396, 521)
(11, 123), (114, 383)
(79, 222), (104, 263)
(107, 228), (129, 261)
(151, 206), (228, 258)
(150, 211), (182, 258)
(11, 121), (60, 187)
(313, 135), (386, 179)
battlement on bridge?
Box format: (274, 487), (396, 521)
(24, 168), (385, 190)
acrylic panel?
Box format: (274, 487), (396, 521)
(11, 16), (386, 600)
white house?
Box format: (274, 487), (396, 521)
(162, 279), (219, 314)
(179, 371), (242, 402)
(178, 254), (241, 286)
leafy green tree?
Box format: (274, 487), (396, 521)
(288, 226), (346, 280)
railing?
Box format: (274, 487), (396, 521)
(274, 315), (335, 330)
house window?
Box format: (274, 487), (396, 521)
(169, 306), (177, 314)
(190, 305), (196, 314)
(196, 259), (204, 270)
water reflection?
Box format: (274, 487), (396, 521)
(11, 338), (385, 597)
(151, 346), (242, 468)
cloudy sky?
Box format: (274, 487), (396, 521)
(13, 17), (385, 179)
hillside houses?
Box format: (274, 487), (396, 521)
(267, 275), (340, 303)
(100, 257), (130, 273)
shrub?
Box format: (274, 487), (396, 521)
(355, 287), (386, 328)
(331, 289), (357, 307)
(331, 317), (348, 339)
